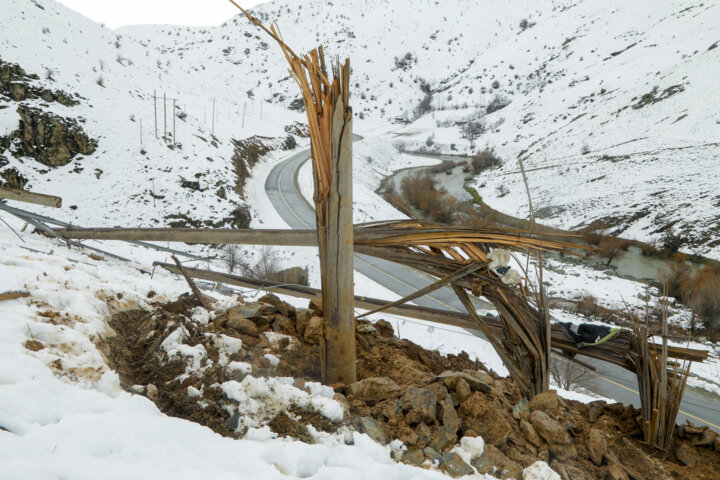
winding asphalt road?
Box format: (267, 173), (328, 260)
(264, 141), (720, 432)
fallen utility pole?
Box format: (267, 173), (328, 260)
(153, 262), (709, 372)
(0, 186), (62, 208)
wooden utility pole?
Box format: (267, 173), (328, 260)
(242, 101), (246, 128)
(173, 99), (176, 147)
(319, 70), (355, 386)
(0, 186), (62, 208)
(163, 92), (167, 142)
(212, 97), (215, 134)
(153, 90), (158, 139)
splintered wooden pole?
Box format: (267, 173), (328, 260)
(0, 186), (62, 208)
(322, 93), (355, 386)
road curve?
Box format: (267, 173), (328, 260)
(264, 140), (720, 432)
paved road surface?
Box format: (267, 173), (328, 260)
(264, 143), (720, 432)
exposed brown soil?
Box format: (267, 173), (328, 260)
(104, 293), (720, 480)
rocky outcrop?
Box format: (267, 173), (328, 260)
(8, 106), (97, 166)
(231, 131), (302, 197)
(0, 60), (79, 106)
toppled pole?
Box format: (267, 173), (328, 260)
(0, 186), (62, 208)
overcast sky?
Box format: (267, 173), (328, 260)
(56, 0), (265, 29)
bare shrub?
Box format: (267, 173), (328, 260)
(461, 120), (486, 142)
(471, 149), (501, 173)
(597, 236), (629, 266)
(551, 357), (594, 391)
(659, 261), (692, 300)
(254, 245), (281, 279)
(400, 171), (458, 223)
(686, 266), (720, 330)
(486, 94), (510, 114)
(225, 245), (242, 273)
(576, 295), (602, 318)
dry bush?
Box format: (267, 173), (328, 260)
(399, 171), (459, 224)
(688, 266), (720, 330)
(597, 236), (629, 266)
(659, 261), (692, 300)
(576, 295), (602, 318)
(471, 149), (501, 173)
(428, 160), (457, 174)
(550, 357), (594, 391)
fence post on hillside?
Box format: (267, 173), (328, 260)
(173, 99), (176, 147)
(242, 101), (246, 128)
(153, 90), (158, 139)
(212, 97), (216, 134)
(163, 92), (167, 143)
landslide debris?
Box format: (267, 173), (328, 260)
(104, 293), (720, 480)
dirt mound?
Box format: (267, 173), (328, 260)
(104, 293), (720, 480)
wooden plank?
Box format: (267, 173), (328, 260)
(171, 255), (211, 309)
(0, 186), (61, 208)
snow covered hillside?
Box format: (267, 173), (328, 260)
(3, 0), (718, 259)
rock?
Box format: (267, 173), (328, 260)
(440, 452), (474, 478)
(375, 319), (394, 338)
(437, 370), (493, 393)
(528, 390), (559, 415)
(13, 105), (96, 166)
(295, 309), (312, 337)
(606, 463), (629, 480)
(304, 316), (324, 344)
(522, 461), (560, 480)
(693, 428), (717, 447)
(227, 412), (241, 431)
(439, 397), (461, 432)
(414, 422), (432, 447)
(231, 304), (263, 319)
(308, 297), (323, 315)
(346, 377), (402, 405)
(146, 383), (158, 401)
(513, 398), (530, 420)
(472, 445), (522, 479)
(354, 417), (387, 444)
(402, 448), (424, 466)
(429, 424), (458, 452)
(455, 378), (472, 402)
(549, 443), (576, 461)
(423, 446), (442, 464)
(520, 420), (543, 448)
(356, 323), (376, 334)
(588, 404), (602, 423)
(587, 428), (606, 466)
(715, 437), (720, 452)
(485, 414), (513, 446)
(561, 465), (587, 480)
(530, 410), (570, 445)
(674, 443), (700, 466)
(225, 309), (259, 337)
(271, 314), (296, 335)
(402, 387), (437, 423)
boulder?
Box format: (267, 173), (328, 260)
(437, 370), (493, 393)
(530, 410), (571, 445)
(402, 448), (424, 466)
(303, 316), (324, 344)
(520, 420), (543, 448)
(441, 452), (474, 478)
(513, 398), (530, 420)
(549, 443), (577, 461)
(402, 387), (437, 423)
(484, 414), (513, 446)
(674, 443), (700, 466)
(295, 309), (312, 337)
(375, 319), (395, 338)
(429, 424), (458, 452)
(346, 377), (402, 405)
(606, 463), (629, 480)
(528, 390), (559, 415)
(354, 417), (387, 444)
(225, 310), (258, 337)
(587, 428), (606, 466)
(439, 396), (461, 432)
(414, 422), (431, 447)
(455, 377), (472, 402)
(472, 444), (522, 479)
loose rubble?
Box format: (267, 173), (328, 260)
(105, 293), (720, 480)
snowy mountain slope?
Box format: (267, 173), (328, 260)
(390, 0), (720, 257)
(3, 0), (717, 259)
(0, 0), (305, 234)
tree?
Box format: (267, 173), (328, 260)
(598, 237), (626, 266)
